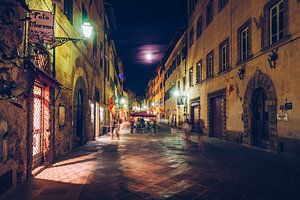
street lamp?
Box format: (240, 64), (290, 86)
(81, 22), (93, 38)
(50, 22), (93, 49)
(173, 90), (179, 97)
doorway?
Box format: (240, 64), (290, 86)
(208, 89), (226, 139)
(243, 71), (277, 150)
(76, 89), (84, 147)
(191, 105), (200, 133)
(251, 88), (268, 147)
(210, 96), (223, 139)
(32, 84), (50, 169)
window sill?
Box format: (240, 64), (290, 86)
(260, 36), (291, 53)
(218, 68), (230, 75)
(236, 55), (253, 66)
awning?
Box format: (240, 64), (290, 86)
(130, 111), (156, 118)
(35, 67), (62, 89)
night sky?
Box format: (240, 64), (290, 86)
(106, 0), (187, 95)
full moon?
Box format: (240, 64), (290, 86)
(145, 53), (153, 61)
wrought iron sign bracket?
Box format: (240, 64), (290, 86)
(49, 37), (87, 49)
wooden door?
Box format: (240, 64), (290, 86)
(251, 88), (268, 146)
(211, 96), (223, 138)
(192, 106), (200, 133)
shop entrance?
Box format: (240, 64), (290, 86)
(32, 84), (50, 169)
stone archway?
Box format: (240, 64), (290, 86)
(73, 77), (88, 148)
(243, 70), (277, 150)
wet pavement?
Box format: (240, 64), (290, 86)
(7, 130), (300, 200)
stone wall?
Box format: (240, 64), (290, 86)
(184, 0), (300, 152)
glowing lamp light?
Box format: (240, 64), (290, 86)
(81, 22), (93, 38)
(120, 98), (126, 104)
(173, 90), (179, 97)
(151, 102), (155, 106)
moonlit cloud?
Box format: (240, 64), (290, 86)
(137, 44), (166, 65)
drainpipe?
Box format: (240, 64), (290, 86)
(51, 3), (57, 164)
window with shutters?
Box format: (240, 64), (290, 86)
(197, 16), (203, 38)
(206, 0), (214, 26)
(189, 67), (194, 87)
(64, 0), (73, 24)
(206, 51), (214, 78)
(196, 60), (202, 84)
(237, 19), (252, 62)
(219, 38), (229, 72)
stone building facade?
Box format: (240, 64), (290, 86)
(0, 0), (122, 198)
(148, 65), (165, 121)
(164, 30), (187, 127)
(184, 0), (300, 152)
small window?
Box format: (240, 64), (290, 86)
(189, 67), (194, 87)
(183, 77), (186, 91)
(219, 0), (228, 12)
(219, 38), (229, 72)
(93, 34), (97, 58)
(178, 80), (181, 91)
(189, 27), (194, 47)
(196, 60), (202, 84)
(82, 3), (88, 22)
(206, 0), (214, 26)
(270, 0), (284, 44)
(238, 19), (251, 62)
(197, 15), (203, 38)
(64, 0), (73, 24)
(206, 51), (214, 78)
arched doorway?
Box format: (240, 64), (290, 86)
(76, 89), (84, 147)
(243, 70), (277, 149)
(251, 88), (269, 147)
(73, 77), (87, 148)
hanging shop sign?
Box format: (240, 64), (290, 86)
(277, 112), (288, 122)
(177, 96), (186, 106)
(28, 10), (54, 44)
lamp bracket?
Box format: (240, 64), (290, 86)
(48, 37), (86, 49)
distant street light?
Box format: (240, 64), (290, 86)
(120, 97), (126, 104)
(173, 90), (179, 97)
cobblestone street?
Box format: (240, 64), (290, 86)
(7, 131), (300, 200)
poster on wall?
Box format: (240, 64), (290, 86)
(28, 10), (54, 44)
(58, 105), (66, 126)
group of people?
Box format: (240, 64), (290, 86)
(181, 119), (205, 151)
(130, 118), (157, 134)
